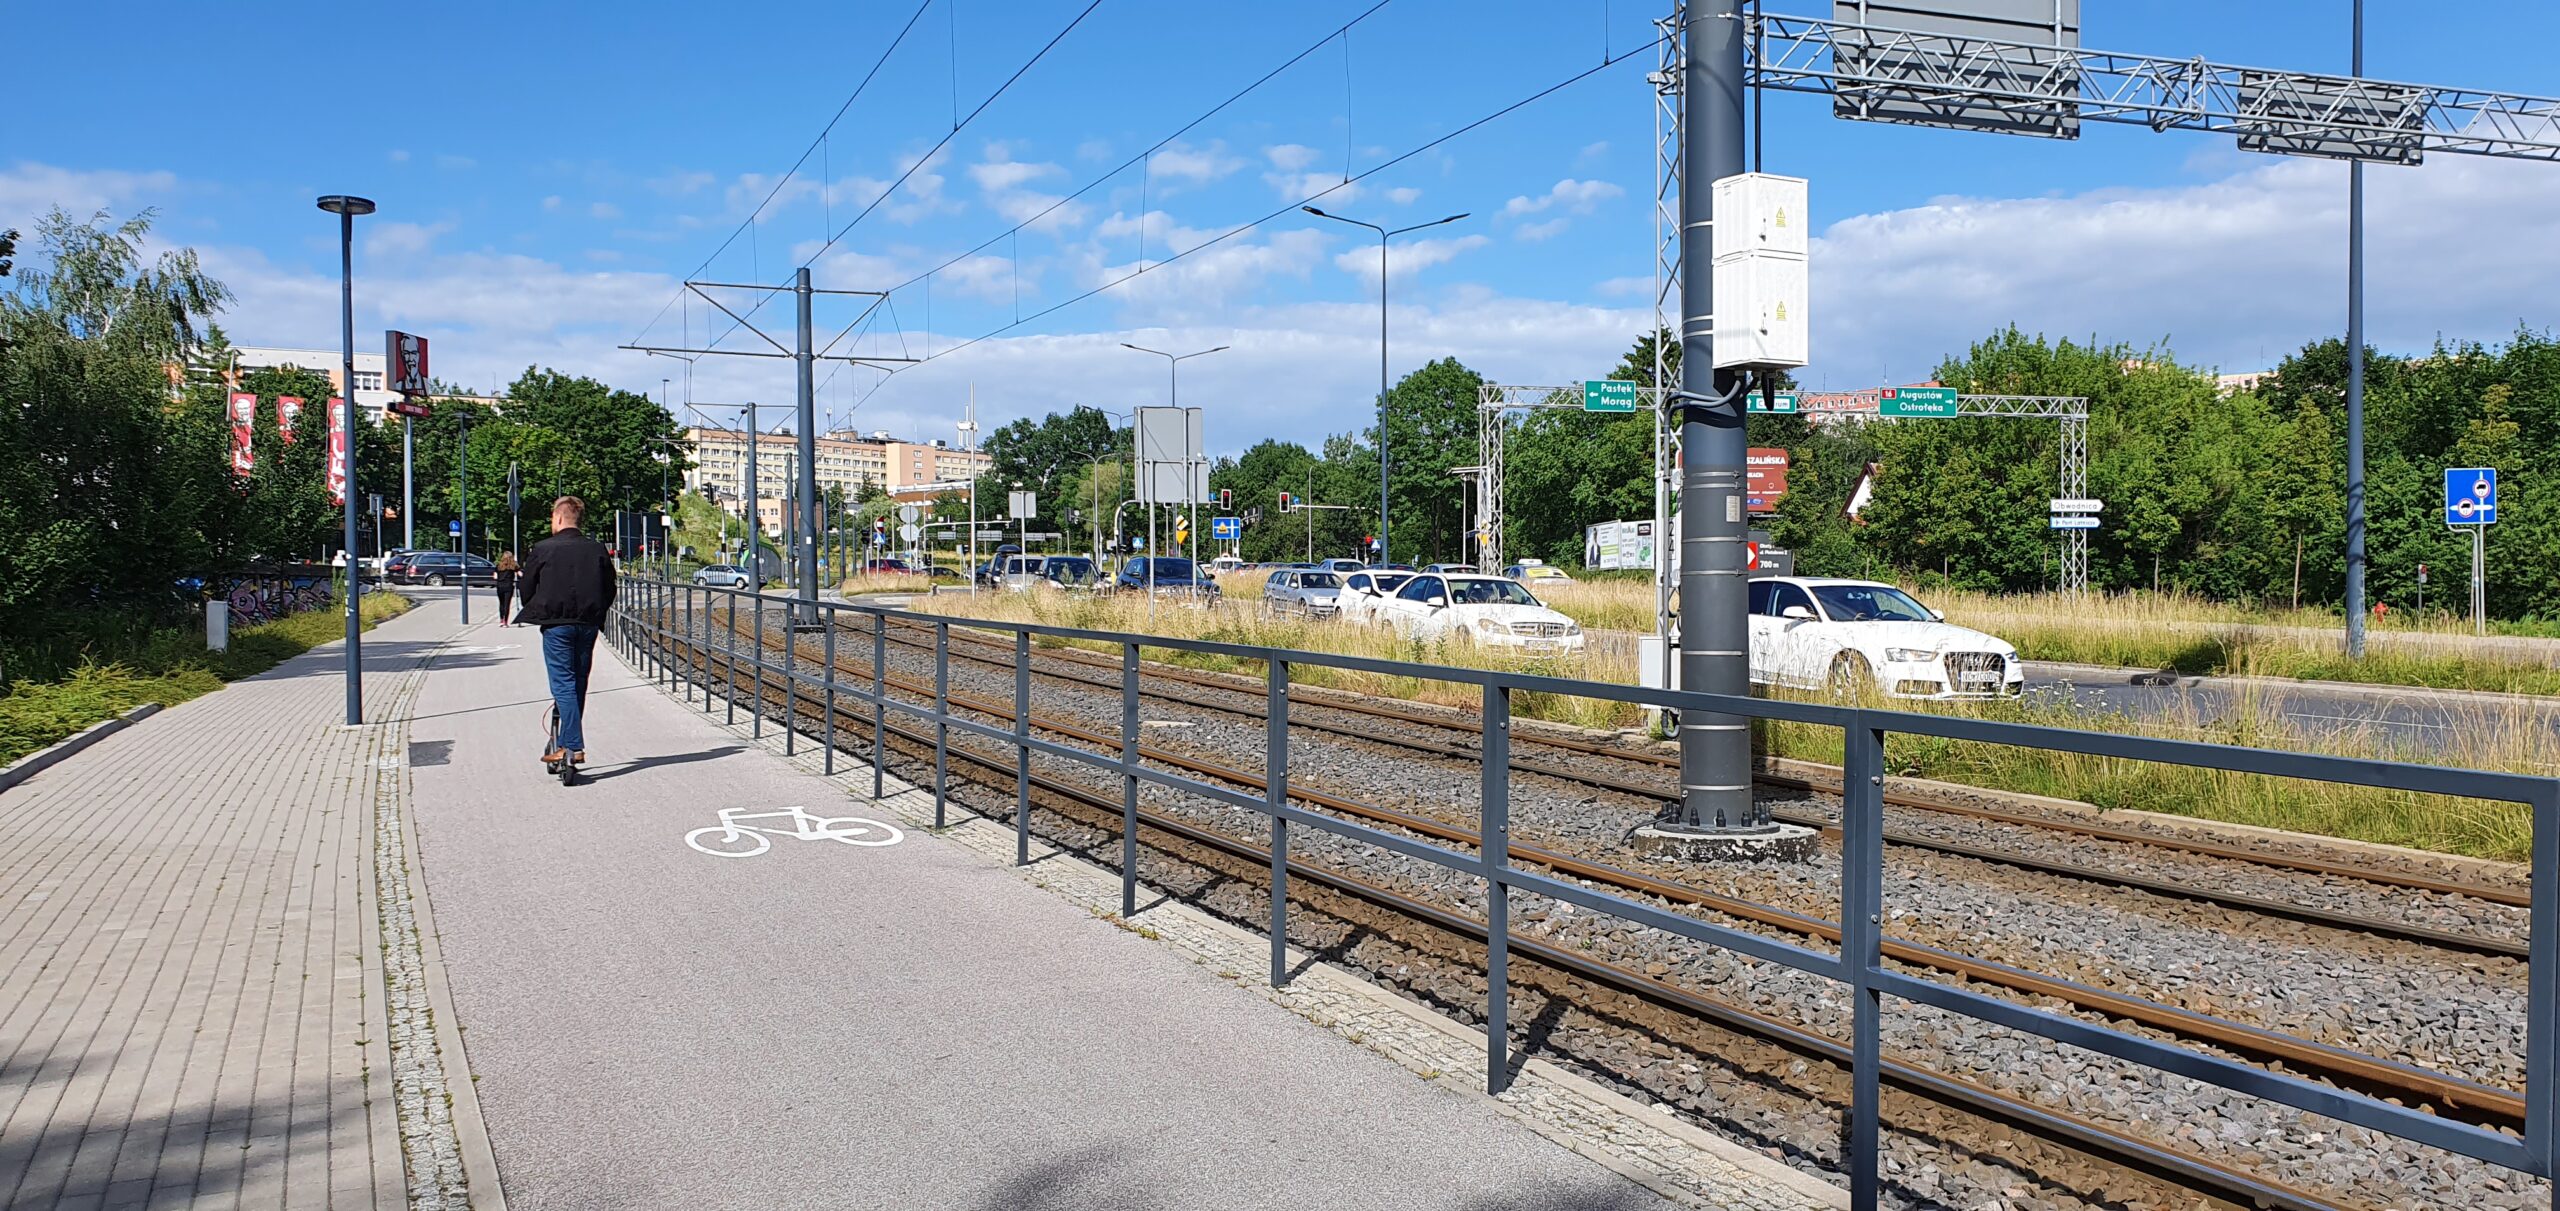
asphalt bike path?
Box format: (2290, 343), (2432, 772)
(402, 617), (1674, 1210)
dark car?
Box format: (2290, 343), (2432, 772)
(390, 551), (497, 587)
(1115, 556), (1220, 597)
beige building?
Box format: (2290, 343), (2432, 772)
(685, 426), (990, 534)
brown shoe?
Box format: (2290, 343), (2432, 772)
(541, 747), (568, 765)
(572, 750), (587, 765)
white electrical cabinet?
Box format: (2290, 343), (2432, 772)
(1710, 172), (1809, 370)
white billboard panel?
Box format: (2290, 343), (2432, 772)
(1136, 406), (1206, 504)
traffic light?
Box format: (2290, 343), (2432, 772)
(1278, 491), (1294, 512)
(1218, 488), (1233, 510)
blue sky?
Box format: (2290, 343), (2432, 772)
(11, 0), (2560, 452)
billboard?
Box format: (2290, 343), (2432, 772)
(325, 398), (348, 505)
(385, 330), (431, 393)
(1746, 447), (1791, 513)
(1580, 519), (1657, 572)
(230, 391), (256, 476)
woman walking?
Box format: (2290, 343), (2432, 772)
(494, 551), (521, 626)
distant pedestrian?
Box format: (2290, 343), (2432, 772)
(494, 552), (520, 625)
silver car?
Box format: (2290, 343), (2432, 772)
(692, 564), (752, 589)
(1261, 568), (1344, 618)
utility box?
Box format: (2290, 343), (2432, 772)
(1711, 172), (1809, 260)
(1711, 172), (1810, 371)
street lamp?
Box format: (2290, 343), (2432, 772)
(1120, 343), (1226, 572)
(317, 193), (375, 725)
(1303, 206), (1467, 566)
(958, 395), (981, 593)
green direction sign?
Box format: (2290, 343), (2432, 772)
(1749, 392), (1799, 414)
(1582, 379), (1638, 413)
(1878, 386), (1959, 418)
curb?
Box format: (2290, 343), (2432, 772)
(0, 703), (162, 795)
(2025, 660), (2559, 710)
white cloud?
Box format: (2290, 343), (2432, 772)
(589, 201), (622, 221)
(1577, 141), (1609, 165)
(650, 170), (716, 196)
(1329, 234), (1490, 283)
(1386, 187), (1423, 206)
(1148, 140), (1243, 188)
(0, 163), (179, 229)
(968, 157), (1059, 194)
(388, 149), (411, 164)
(1268, 173), (1358, 206)
(967, 146), (1083, 233)
(435, 154), (477, 172)
(1514, 218), (1570, 242)
(541, 195), (564, 212)
(1806, 152), (2560, 388)
(839, 146), (959, 225)
(363, 220), (455, 259)
(1264, 143), (1321, 172)
(1502, 178), (1624, 217)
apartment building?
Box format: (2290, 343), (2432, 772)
(684, 426), (990, 533)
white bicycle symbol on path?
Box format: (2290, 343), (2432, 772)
(684, 806), (905, 858)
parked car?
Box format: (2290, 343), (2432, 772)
(1115, 556), (1220, 599)
(1038, 555), (1103, 591)
(693, 564), (753, 589)
(1420, 563), (1479, 576)
(860, 556), (912, 574)
(1501, 560), (1574, 587)
(1372, 573), (1584, 654)
(989, 554), (1049, 591)
(1319, 558), (1367, 577)
(974, 544), (1025, 587)
(389, 551), (498, 587)
(916, 562), (966, 581)
(1368, 563), (1415, 572)
(1260, 568), (1344, 618)
(1748, 578), (2021, 699)
(1336, 569), (1412, 626)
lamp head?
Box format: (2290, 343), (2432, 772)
(1301, 206), (1327, 218)
(316, 195), (377, 216)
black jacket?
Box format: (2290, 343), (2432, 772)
(516, 528), (617, 626)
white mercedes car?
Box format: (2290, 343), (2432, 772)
(1749, 578), (2021, 699)
(1336, 569), (1414, 626)
(1373, 573), (1586, 654)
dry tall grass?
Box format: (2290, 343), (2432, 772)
(905, 585), (2551, 860)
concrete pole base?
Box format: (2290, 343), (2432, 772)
(1628, 821), (1820, 863)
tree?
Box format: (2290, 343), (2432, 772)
(498, 368), (688, 519)
(1374, 357), (1485, 564)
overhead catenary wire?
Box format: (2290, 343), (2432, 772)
(632, 0), (935, 347)
(880, 27), (1673, 379)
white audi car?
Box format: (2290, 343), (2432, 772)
(1372, 573), (1586, 654)
(1749, 578), (2021, 699)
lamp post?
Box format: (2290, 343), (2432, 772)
(1120, 343), (1225, 573)
(317, 194), (374, 726)
(1302, 206), (1467, 566)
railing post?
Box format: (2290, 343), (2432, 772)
(1014, 631), (1032, 866)
(696, 586), (711, 712)
(724, 590), (738, 726)
(2526, 783), (2560, 1176)
(933, 621), (950, 829)
(1483, 680), (1512, 1095)
(822, 611), (838, 777)
(1267, 658), (1291, 988)
(1121, 641), (1141, 919)
(1840, 713), (1888, 1211)
(782, 601), (797, 757)
(870, 614), (886, 802)
(751, 593), (765, 739)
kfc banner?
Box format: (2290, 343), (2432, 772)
(326, 398), (349, 505)
(277, 395), (304, 444)
(229, 391), (257, 476)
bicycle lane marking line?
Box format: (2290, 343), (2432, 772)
(684, 805), (905, 859)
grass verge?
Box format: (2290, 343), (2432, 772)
(0, 591), (414, 767)
(908, 587), (2547, 862)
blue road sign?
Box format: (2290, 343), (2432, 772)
(448, 520), (463, 536)
(1211, 516), (1242, 540)
(2445, 466), (2498, 525)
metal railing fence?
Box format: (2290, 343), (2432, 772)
(612, 576), (2558, 1209)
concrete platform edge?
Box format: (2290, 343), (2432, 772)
(394, 724), (513, 1211)
(644, 645), (1847, 1211)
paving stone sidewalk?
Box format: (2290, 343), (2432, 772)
(0, 592), (471, 1210)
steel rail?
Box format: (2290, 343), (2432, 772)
(663, 620), (2384, 1211)
(882, 617), (2535, 931)
(702, 611), (2530, 1132)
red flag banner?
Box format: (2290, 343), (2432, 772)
(326, 398), (349, 505)
(277, 395), (304, 444)
(230, 392), (256, 476)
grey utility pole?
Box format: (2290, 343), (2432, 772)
(2344, 0), (2368, 657)
(794, 267), (820, 622)
(1674, 0), (1759, 835)
(317, 194), (374, 726)
(457, 412), (472, 627)
(745, 400), (760, 582)
(403, 419), (415, 550)
(1303, 206), (1467, 565)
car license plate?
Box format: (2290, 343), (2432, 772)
(1523, 639), (1557, 653)
(1960, 673), (1998, 688)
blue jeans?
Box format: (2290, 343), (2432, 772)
(541, 624), (599, 753)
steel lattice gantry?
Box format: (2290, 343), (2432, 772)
(1747, 11), (2560, 163)
(1475, 388), (2090, 595)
